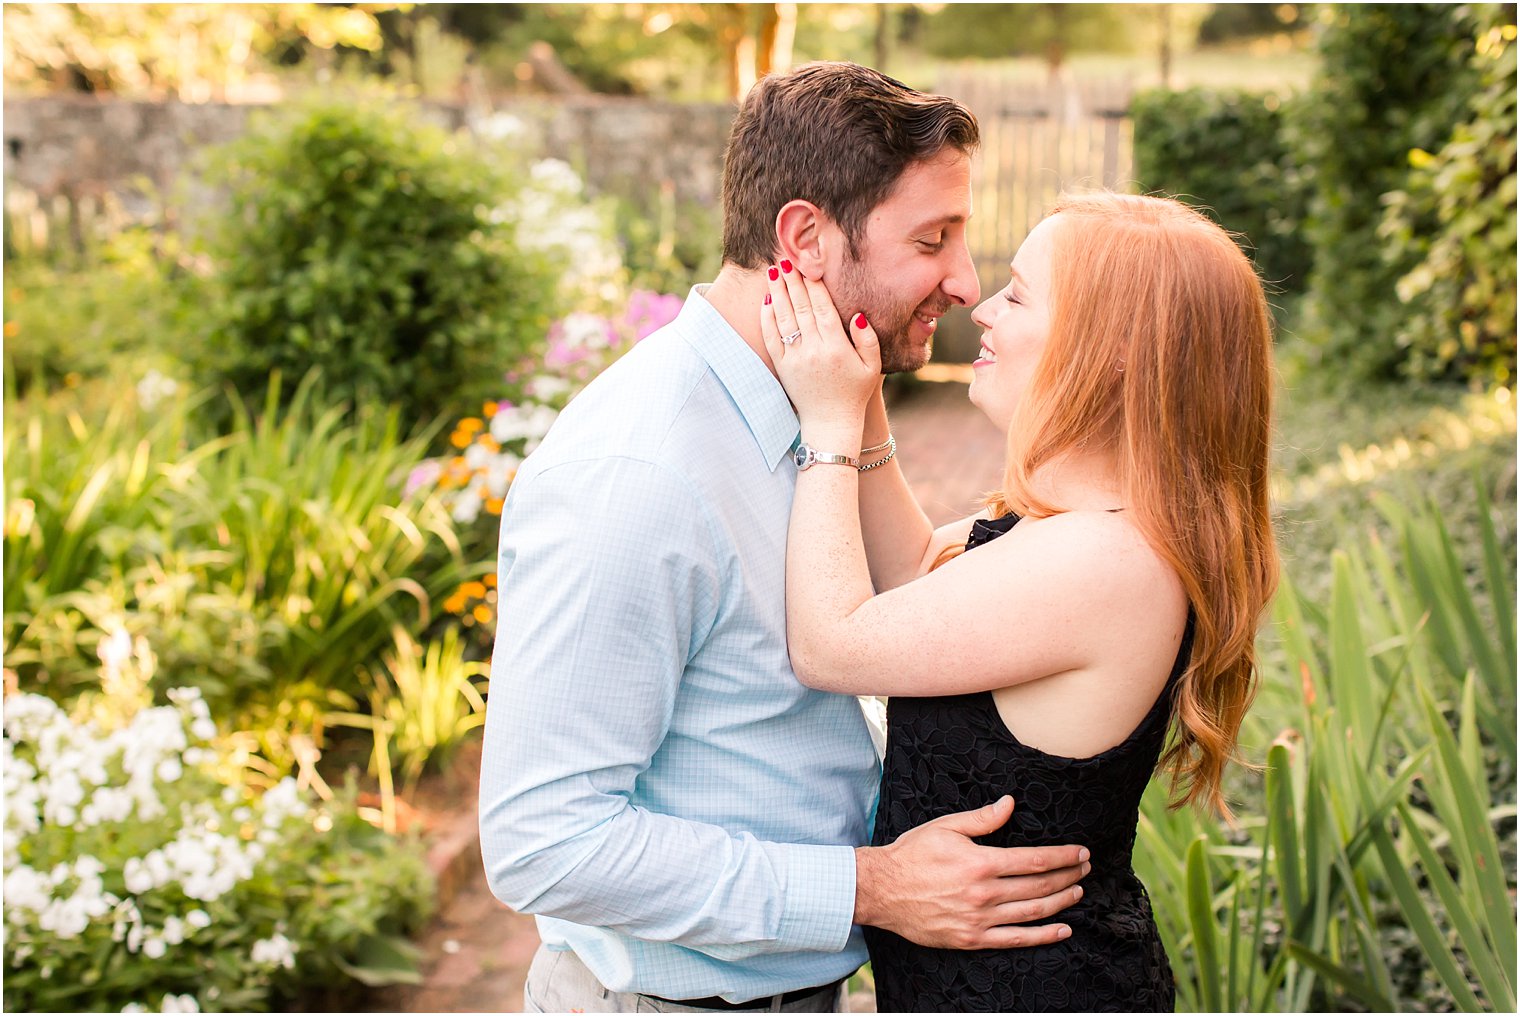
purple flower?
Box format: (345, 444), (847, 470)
(624, 291), (683, 341)
(405, 460), (443, 497)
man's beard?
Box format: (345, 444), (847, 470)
(831, 257), (947, 374)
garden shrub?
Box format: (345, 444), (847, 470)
(1135, 487), (1515, 1012)
(1130, 88), (1312, 295)
(2, 232), (203, 397)
(198, 99), (568, 428)
(1291, 3), (1487, 381)
(3, 375), (486, 769)
(1379, 15), (1517, 385)
(3, 686), (433, 1013)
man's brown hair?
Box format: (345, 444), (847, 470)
(720, 62), (980, 269)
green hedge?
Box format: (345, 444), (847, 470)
(1292, 3), (1486, 382)
(1130, 87), (1312, 296)
(1379, 13), (1517, 385)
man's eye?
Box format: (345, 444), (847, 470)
(917, 237), (944, 251)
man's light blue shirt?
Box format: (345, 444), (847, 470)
(480, 288), (881, 1003)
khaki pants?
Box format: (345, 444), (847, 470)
(522, 944), (851, 1014)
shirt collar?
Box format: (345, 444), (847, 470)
(676, 285), (801, 472)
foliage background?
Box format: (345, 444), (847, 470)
(3, 3), (1515, 1013)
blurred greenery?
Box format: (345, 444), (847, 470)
(1379, 12), (1518, 386)
(1131, 87), (1313, 295)
(197, 99), (566, 429)
(1137, 486), (1516, 1011)
(1292, 3), (1491, 383)
(3, 3), (1318, 103)
(3, 8), (1514, 1009)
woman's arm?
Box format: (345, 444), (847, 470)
(786, 477), (1140, 697)
(763, 270), (1177, 700)
(856, 386), (977, 591)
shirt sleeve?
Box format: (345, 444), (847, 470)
(478, 456), (857, 959)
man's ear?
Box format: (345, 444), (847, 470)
(774, 200), (833, 281)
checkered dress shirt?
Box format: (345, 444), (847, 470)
(480, 287), (880, 1003)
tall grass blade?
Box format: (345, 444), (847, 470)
(1367, 820), (1485, 1011)
(1185, 836), (1223, 1013)
(1284, 941), (1397, 1012)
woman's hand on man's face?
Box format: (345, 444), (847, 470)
(760, 260), (882, 436)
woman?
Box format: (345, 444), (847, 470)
(760, 192), (1278, 1012)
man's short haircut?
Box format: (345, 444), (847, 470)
(720, 62), (980, 269)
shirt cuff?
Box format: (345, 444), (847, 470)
(774, 843), (858, 954)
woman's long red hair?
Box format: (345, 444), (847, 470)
(976, 193), (1279, 817)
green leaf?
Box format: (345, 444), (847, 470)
(331, 933), (425, 988)
(1185, 836), (1223, 1013)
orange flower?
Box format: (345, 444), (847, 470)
(483, 572), (497, 588)
(463, 581), (487, 599)
(3, 321), (18, 338)
(450, 430), (471, 449)
(472, 604), (494, 625)
(483, 400), (499, 417)
(458, 417), (485, 433)
(486, 497), (505, 515)
(444, 593), (468, 614)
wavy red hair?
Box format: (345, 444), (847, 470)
(970, 192), (1279, 817)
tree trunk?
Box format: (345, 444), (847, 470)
(772, 3), (798, 75)
(874, 3), (890, 72)
(1158, 3), (1173, 89)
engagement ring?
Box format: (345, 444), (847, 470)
(781, 330), (802, 345)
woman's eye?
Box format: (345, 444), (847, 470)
(918, 237), (945, 251)
(1004, 287), (1020, 304)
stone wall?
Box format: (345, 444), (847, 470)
(2, 96), (735, 218)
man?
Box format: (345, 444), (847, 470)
(481, 62), (1088, 1014)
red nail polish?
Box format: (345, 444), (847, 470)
(764, 294), (772, 305)
(854, 313), (868, 330)
(768, 266), (779, 281)
(780, 259), (793, 274)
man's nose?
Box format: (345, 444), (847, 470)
(943, 244), (981, 307)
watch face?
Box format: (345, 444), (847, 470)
(793, 445), (811, 469)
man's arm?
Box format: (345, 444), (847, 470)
(856, 797), (1089, 949)
(480, 456), (1088, 958)
(479, 457), (857, 960)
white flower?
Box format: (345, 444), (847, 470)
(4, 865), (49, 913)
(559, 312), (610, 351)
(484, 454), (521, 500)
(472, 112), (525, 142)
(451, 488), (482, 524)
(463, 442), (493, 471)
(527, 375), (573, 402)
(251, 931), (298, 969)
(528, 158), (583, 197)
(161, 994), (200, 1014)
(135, 370), (180, 411)
(3, 693), (64, 742)
(97, 626), (133, 675)
(142, 935), (166, 959)
(186, 909), (211, 929)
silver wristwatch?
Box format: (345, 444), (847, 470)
(793, 442), (861, 470)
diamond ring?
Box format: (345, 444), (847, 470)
(781, 329), (802, 345)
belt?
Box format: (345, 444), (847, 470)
(644, 976), (846, 1011)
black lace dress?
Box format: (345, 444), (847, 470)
(864, 514), (1191, 1013)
